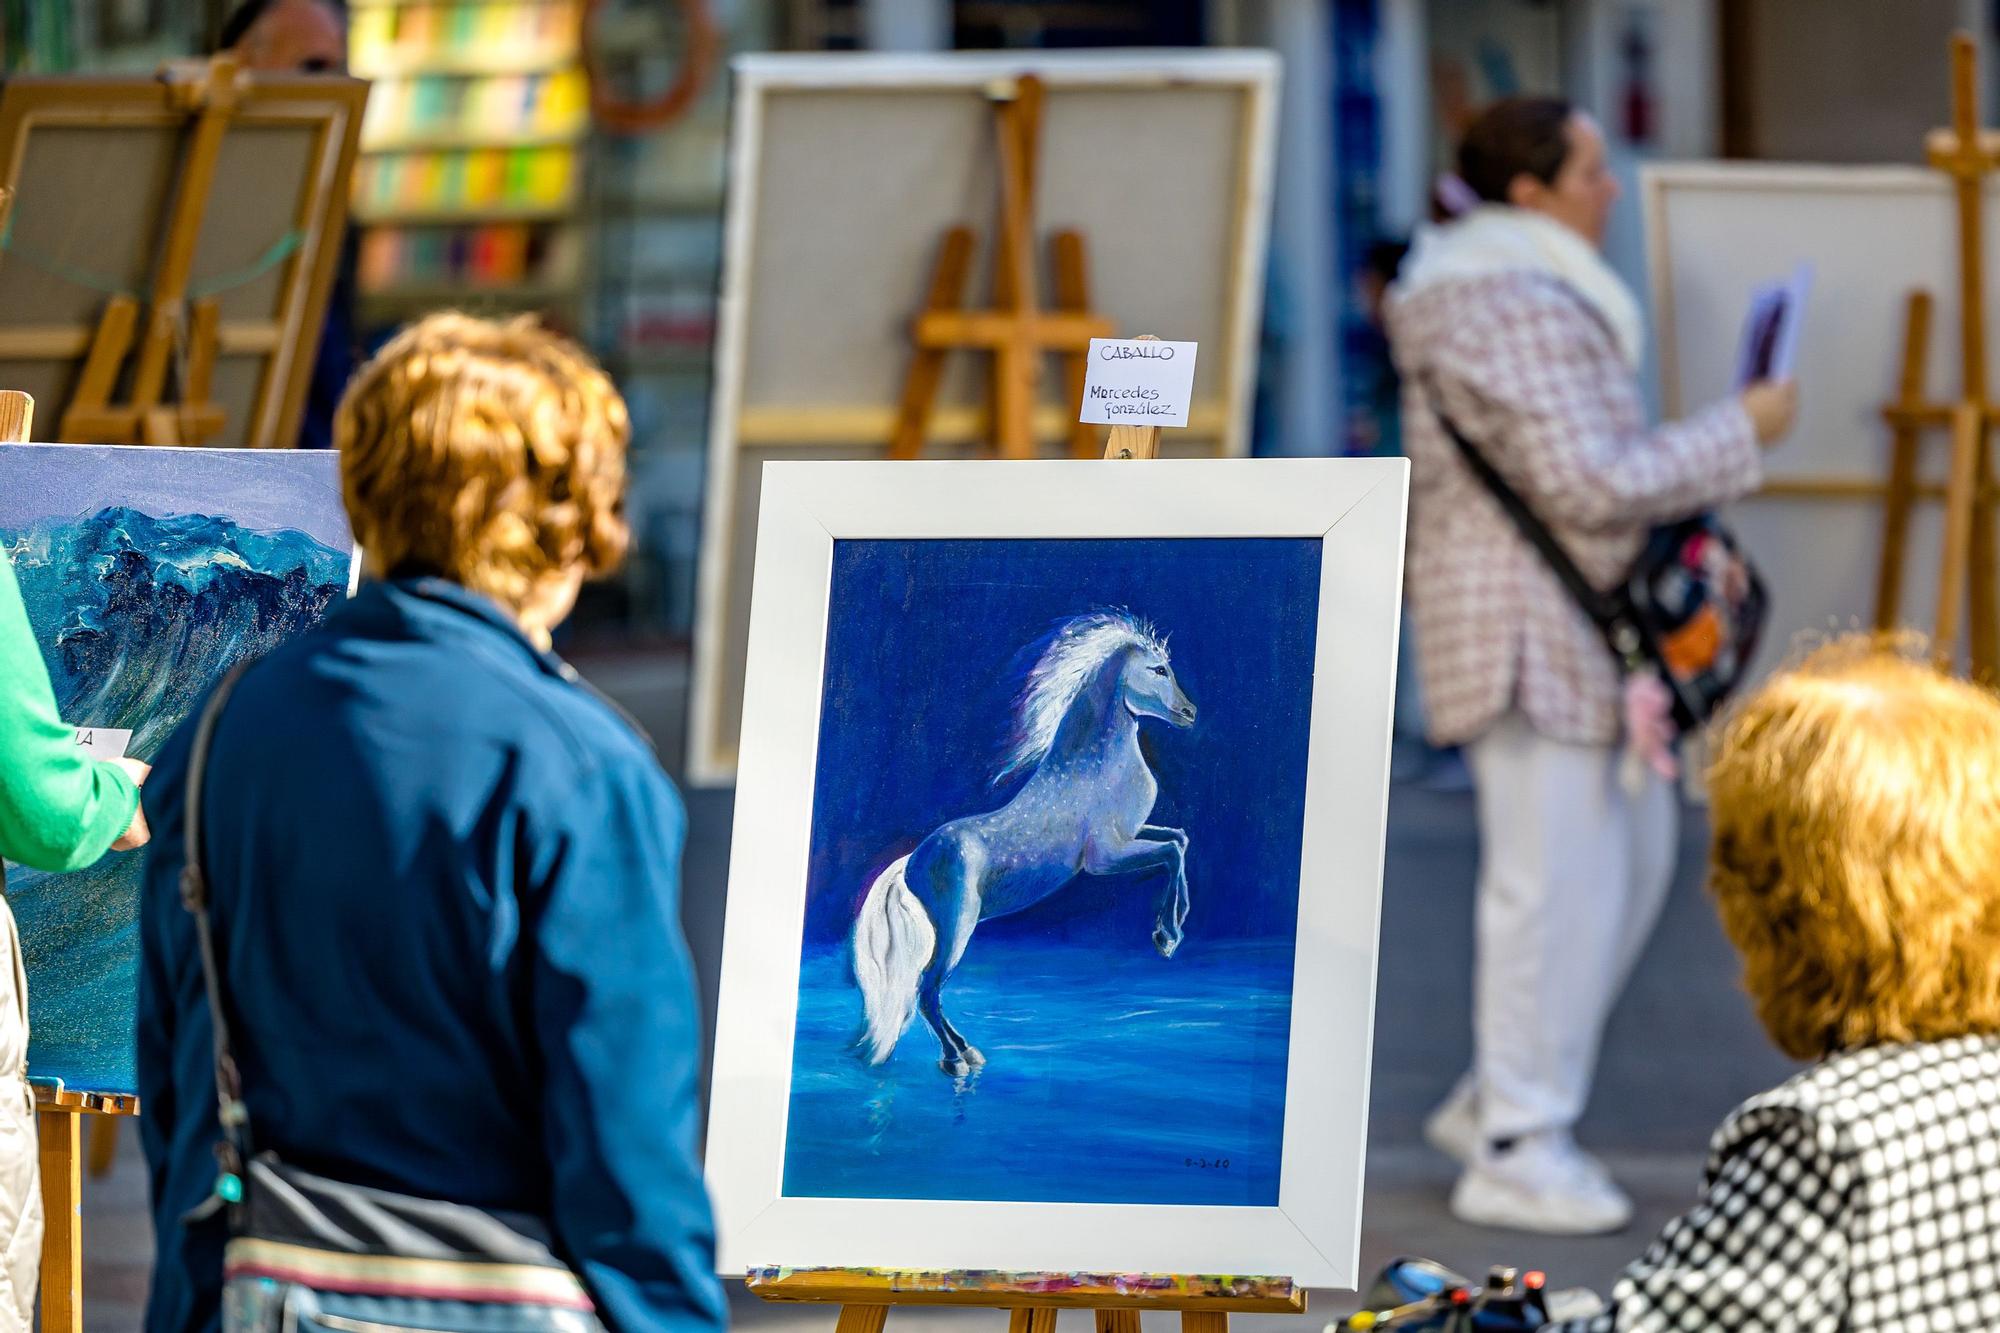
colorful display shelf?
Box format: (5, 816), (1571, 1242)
(348, 0), (586, 323)
(359, 67), (588, 150)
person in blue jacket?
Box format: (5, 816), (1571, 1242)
(136, 312), (727, 1333)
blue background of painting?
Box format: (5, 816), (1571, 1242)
(782, 537), (1322, 1206)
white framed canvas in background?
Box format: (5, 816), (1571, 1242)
(705, 457), (1407, 1288)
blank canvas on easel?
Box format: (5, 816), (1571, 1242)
(0, 69), (365, 449)
(1645, 161), (2000, 676)
(689, 51), (1279, 786)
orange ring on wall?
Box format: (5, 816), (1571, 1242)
(581, 0), (722, 135)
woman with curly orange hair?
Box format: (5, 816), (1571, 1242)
(133, 314), (726, 1333)
(1540, 637), (2000, 1331)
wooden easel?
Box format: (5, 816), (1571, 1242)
(35, 1083), (137, 1333)
(1874, 32), (2000, 675)
(751, 345), (1304, 1333)
(890, 73), (1118, 461)
(55, 57), (239, 447)
(0, 387), (139, 1333)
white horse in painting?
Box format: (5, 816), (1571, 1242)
(850, 610), (1197, 1076)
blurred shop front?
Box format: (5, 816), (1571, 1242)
(5, 0), (1991, 645)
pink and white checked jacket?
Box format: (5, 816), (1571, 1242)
(1386, 271), (1763, 748)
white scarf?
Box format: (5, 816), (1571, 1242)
(1393, 205), (1645, 370)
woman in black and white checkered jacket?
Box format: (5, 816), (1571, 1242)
(1554, 639), (2000, 1331)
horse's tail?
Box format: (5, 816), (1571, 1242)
(851, 855), (933, 1065)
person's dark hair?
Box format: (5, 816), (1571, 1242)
(1364, 240), (1410, 287)
(1456, 97), (1576, 205)
(216, 0), (343, 53)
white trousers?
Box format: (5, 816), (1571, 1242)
(1465, 714), (1678, 1144)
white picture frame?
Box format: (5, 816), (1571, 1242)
(704, 457), (1407, 1289)
(688, 50), (1282, 786)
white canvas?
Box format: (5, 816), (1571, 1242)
(1643, 161), (1988, 677)
(688, 50), (1281, 785)
(704, 458), (1407, 1289)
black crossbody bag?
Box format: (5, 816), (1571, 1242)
(1432, 403), (1769, 732)
(178, 660), (607, 1333)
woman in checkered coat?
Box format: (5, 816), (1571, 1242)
(1385, 97), (1799, 1234)
(1549, 639), (2000, 1331)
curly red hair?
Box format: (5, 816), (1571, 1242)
(1707, 637), (2000, 1059)
(336, 312), (630, 610)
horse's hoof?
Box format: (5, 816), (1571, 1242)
(1153, 926), (1182, 958)
(940, 1057), (970, 1077)
(963, 1046), (986, 1067)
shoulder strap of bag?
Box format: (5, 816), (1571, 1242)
(1426, 388), (1649, 672)
(179, 658), (259, 1186)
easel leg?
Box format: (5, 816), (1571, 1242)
(1877, 290), (1932, 630)
(1970, 426), (1998, 680)
(1096, 1311), (1142, 1333)
(1051, 231), (1101, 458)
(58, 298), (140, 444)
(990, 81), (1044, 460)
(37, 1108), (80, 1333)
(1877, 427), (1922, 630)
(890, 228), (976, 461)
(1182, 1312), (1229, 1333)
(1937, 405), (1983, 664)
(86, 1116), (118, 1179)
(834, 1306), (889, 1333)
(1008, 1309), (1058, 1333)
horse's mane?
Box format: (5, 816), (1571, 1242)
(994, 609), (1169, 783)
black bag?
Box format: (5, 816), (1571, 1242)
(1433, 406), (1768, 732)
(179, 661), (607, 1333)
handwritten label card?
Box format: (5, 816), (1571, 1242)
(72, 727), (132, 761)
(1079, 339), (1199, 429)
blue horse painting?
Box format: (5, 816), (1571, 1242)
(783, 537), (1324, 1209)
(854, 611), (1197, 1076)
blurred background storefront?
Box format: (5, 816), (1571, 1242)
(5, 0), (1993, 645)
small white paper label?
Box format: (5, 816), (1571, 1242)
(72, 728), (132, 761)
(1079, 339), (1199, 429)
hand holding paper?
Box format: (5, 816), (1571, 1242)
(1742, 379), (1800, 448)
(110, 757), (150, 852)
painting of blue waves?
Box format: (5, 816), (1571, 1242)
(784, 538), (1320, 1207)
(0, 444), (354, 1094)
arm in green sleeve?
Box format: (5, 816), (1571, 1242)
(0, 554), (138, 873)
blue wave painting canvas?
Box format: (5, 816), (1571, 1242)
(785, 537), (1321, 1207)
(0, 444), (354, 1094)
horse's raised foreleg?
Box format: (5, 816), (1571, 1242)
(1083, 835), (1189, 959)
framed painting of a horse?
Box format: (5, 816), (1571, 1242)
(706, 457), (1407, 1289)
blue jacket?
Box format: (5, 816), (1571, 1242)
(136, 578), (726, 1333)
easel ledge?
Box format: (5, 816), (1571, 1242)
(747, 1268), (1305, 1325)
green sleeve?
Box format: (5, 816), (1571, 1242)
(0, 553), (138, 873)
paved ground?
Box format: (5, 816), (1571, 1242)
(75, 651), (1796, 1329)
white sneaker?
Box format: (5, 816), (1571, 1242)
(1450, 1132), (1633, 1235)
(1422, 1074), (1479, 1166)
